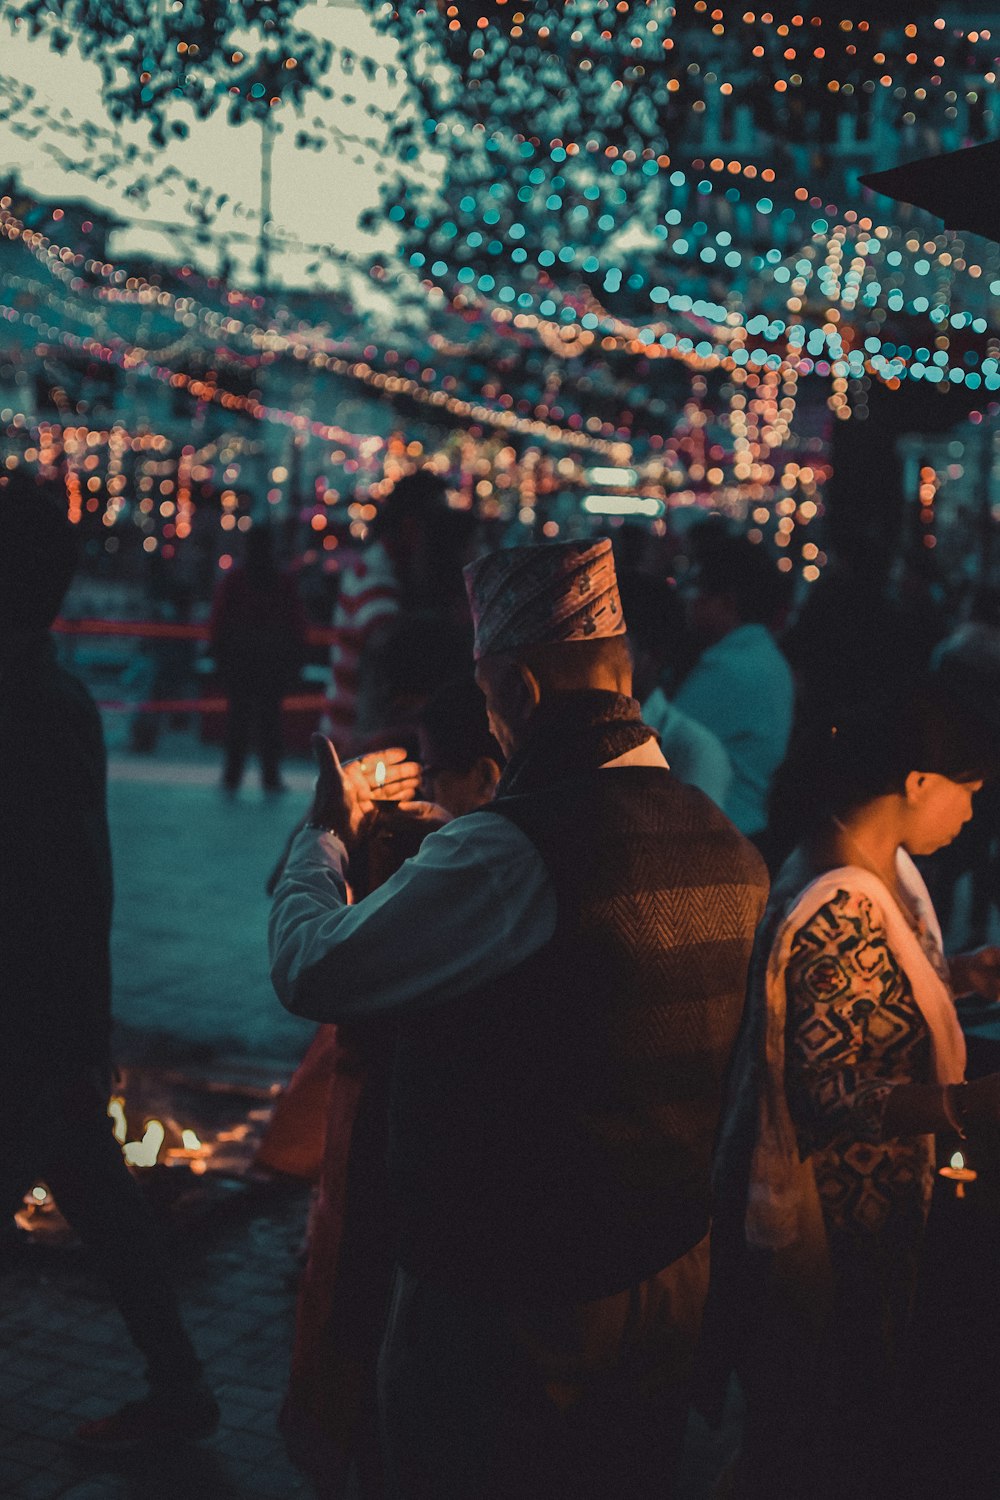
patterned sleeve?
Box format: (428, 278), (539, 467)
(784, 887), (925, 1151)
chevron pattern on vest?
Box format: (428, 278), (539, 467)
(390, 766), (769, 1300)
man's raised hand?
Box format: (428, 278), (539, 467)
(308, 734), (376, 851)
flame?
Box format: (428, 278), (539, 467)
(375, 759), (387, 789)
(31, 1185), (47, 1204)
(181, 1129), (202, 1151)
(950, 1151), (966, 1171)
(108, 1096), (128, 1145)
(123, 1119), (165, 1168)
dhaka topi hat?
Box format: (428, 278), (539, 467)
(464, 537), (626, 662)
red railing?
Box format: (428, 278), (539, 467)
(53, 617), (339, 646)
(52, 617), (334, 714)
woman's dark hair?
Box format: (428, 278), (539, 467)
(767, 676), (1000, 858)
(418, 677), (502, 775)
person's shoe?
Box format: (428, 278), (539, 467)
(73, 1383), (220, 1453)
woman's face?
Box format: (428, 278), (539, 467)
(903, 773), (983, 855)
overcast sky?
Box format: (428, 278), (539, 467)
(0, 0), (435, 289)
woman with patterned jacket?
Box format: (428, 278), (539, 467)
(707, 680), (1000, 1499)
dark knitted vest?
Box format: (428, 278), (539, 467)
(388, 765), (769, 1300)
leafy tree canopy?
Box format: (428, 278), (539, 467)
(5, 0), (333, 144)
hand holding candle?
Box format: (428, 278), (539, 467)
(939, 1150), (977, 1199)
(351, 746), (422, 804)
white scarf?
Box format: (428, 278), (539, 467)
(745, 848), (966, 1250)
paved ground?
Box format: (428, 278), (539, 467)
(0, 1185), (315, 1500)
(107, 736), (316, 1067)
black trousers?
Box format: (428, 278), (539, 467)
(378, 1240), (708, 1500)
(222, 684), (284, 790)
(3, 1077), (201, 1391)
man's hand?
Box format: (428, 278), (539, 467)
(950, 945), (1000, 1001)
(308, 734), (376, 851)
(308, 740), (425, 853)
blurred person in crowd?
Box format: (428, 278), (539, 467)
(270, 538), (767, 1500)
(275, 679), (503, 1500)
(618, 569), (733, 811)
(321, 472), (463, 756)
(891, 550), (950, 670)
(708, 681), (1000, 1499)
(353, 607), (473, 756)
(0, 470), (218, 1450)
(673, 533), (794, 839)
(210, 523), (307, 792)
(928, 586), (1000, 944)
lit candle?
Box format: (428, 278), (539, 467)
(123, 1119), (165, 1169)
(939, 1150), (977, 1199)
(166, 1127), (205, 1162)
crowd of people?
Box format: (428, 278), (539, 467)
(4, 461), (1000, 1498)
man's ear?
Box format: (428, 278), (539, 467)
(514, 660), (542, 713)
(904, 770), (929, 805)
(476, 757), (503, 797)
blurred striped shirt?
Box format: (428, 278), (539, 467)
(321, 540), (399, 752)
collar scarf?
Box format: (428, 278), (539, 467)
(495, 689), (655, 798)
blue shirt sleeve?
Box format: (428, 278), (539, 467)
(269, 812), (557, 1021)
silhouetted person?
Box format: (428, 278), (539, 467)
(322, 473), (477, 755)
(210, 524), (306, 792)
(354, 609), (474, 753)
(0, 470), (217, 1449)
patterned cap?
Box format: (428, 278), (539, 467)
(464, 537), (626, 661)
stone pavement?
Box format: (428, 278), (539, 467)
(0, 1185), (315, 1500)
(0, 1191), (738, 1500)
(106, 739), (317, 1068)
(0, 734), (740, 1500)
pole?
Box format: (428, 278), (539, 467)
(980, 426), (994, 587)
(256, 114), (275, 294)
(253, 113), (275, 520)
